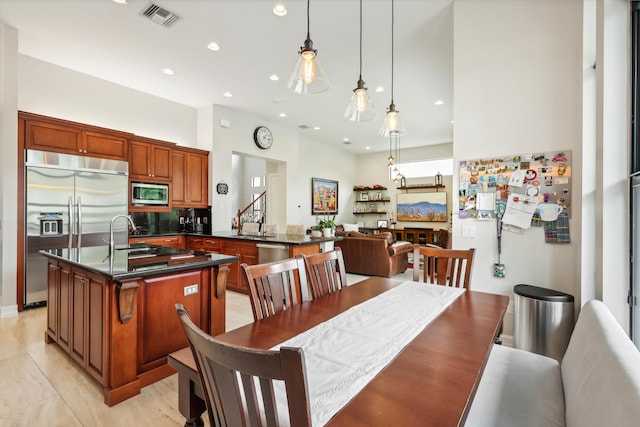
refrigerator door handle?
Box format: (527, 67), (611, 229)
(68, 196), (73, 249)
(77, 196), (82, 248)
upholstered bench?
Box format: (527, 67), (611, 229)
(465, 299), (640, 427)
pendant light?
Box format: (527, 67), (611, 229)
(379, 0), (406, 136)
(344, 0), (376, 122)
(287, 0), (330, 95)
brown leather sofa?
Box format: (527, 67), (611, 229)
(334, 231), (413, 277)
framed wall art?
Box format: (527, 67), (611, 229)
(312, 177), (338, 215)
(397, 192), (448, 222)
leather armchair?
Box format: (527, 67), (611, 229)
(335, 232), (413, 277)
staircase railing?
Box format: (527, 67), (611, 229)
(236, 190), (266, 235)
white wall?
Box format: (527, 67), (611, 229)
(0, 24), (19, 317)
(18, 55), (197, 147)
(453, 0), (584, 334)
(355, 143), (453, 229)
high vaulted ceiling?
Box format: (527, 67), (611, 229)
(0, 0), (453, 154)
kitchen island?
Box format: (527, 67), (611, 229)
(131, 231), (342, 293)
(208, 232), (341, 293)
(40, 244), (237, 406)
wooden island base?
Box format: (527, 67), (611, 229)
(44, 252), (233, 406)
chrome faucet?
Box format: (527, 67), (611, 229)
(109, 215), (136, 257)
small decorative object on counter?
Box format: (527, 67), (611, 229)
(400, 175), (406, 187)
(435, 171), (443, 186)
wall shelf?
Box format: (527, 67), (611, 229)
(397, 184), (445, 190)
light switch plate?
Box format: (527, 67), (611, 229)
(462, 225), (476, 238)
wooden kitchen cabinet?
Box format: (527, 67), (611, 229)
(24, 117), (128, 161)
(220, 240), (258, 293)
(129, 139), (173, 181)
(186, 236), (222, 253)
(129, 235), (186, 249)
(46, 259), (107, 384)
(171, 148), (209, 208)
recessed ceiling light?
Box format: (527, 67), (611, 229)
(343, 137), (350, 142)
(313, 126), (320, 130)
(223, 92), (233, 97)
(279, 113), (287, 117)
(375, 86), (384, 93)
(112, 0), (127, 4)
(273, 4), (287, 16)
(270, 74), (280, 81)
(434, 100), (444, 106)
(365, 146), (371, 150)
(162, 68), (174, 75)
(207, 42), (220, 51)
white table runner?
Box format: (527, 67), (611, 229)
(271, 281), (465, 426)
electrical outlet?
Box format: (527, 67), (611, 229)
(183, 284), (199, 296)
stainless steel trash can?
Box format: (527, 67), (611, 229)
(513, 284), (574, 362)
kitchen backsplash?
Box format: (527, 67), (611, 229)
(130, 207), (211, 236)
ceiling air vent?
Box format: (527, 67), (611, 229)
(140, 3), (180, 28)
(298, 124), (311, 130)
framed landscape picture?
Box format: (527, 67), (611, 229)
(397, 192), (447, 222)
(312, 177), (338, 215)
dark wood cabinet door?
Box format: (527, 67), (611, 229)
(139, 271), (203, 371)
(70, 270), (87, 365)
(185, 152), (207, 207)
(151, 145), (172, 180)
(171, 150), (186, 204)
(58, 263), (72, 353)
(83, 131), (127, 161)
(26, 120), (82, 154)
(129, 140), (152, 179)
(86, 273), (106, 382)
(46, 262), (59, 339)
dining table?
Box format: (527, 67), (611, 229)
(168, 276), (509, 426)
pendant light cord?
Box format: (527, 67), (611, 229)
(306, 0), (311, 40)
(390, 0), (395, 105)
(359, 0), (363, 80)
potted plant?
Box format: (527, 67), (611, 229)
(318, 216), (336, 237)
(309, 224), (323, 238)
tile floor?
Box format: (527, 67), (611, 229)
(0, 271), (411, 426)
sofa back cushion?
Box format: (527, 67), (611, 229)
(561, 299), (640, 427)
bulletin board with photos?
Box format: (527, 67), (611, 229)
(459, 150), (572, 224)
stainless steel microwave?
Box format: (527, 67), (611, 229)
(131, 182), (169, 206)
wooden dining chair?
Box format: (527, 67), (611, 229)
(241, 257), (309, 321)
(412, 245), (476, 289)
(301, 248), (347, 299)
(175, 304), (312, 427)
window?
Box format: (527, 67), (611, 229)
(251, 176), (264, 187)
(391, 158), (453, 179)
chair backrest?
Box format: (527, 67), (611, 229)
(412, 245), (475, 289)
(242, 222), (260, 234)
(242, 257), (309, 321)
(302, 248), (347, 299)
(175, 304), (312, 427)
(285, 224), (306, 235)
(263, 224), (279, 235)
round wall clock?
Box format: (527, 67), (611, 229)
(216, 182), (228, 195)
(253, 126), (273, 149)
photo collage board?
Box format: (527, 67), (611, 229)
(459, 150), (572, 230)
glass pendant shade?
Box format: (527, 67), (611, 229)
(287, 0), (329, 95)
(287, 40), (330, 94)
(379, 103), (407, 136)
(345, 79), (376, 122)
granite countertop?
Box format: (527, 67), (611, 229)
(129, 231), (342, 245)
(39, 244), (238, 281)
(209, 231), (342, 245)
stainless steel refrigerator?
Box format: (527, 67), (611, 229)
(24, 150), (128, 308)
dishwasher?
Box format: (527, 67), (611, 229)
(257, 243), (290, 263)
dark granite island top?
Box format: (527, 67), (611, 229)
(40, 244), (237, 407)
(209, 231), (342, 245)
(40, 244), (238, 281)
